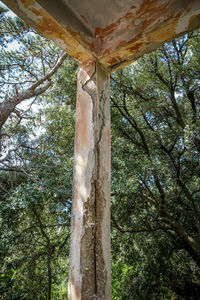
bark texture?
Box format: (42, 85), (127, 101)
(68, 63), (111, 300)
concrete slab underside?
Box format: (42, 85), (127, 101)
(3, 0), (200, 71)
(1, 0), (200, 299)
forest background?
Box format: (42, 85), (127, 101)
(0, 3), (200, 300)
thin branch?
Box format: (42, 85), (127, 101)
(0, 52), (68, 130)
(111, 214), (171, 234)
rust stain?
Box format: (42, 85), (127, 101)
(98, 1), (189, 70)
(131, 5), (136, 9)
(94, 9), (139, 40)
(107, 55), (123, 66)
(95, 0), (171, 57)
(117, 40), (129, 49)
(80, 60), (95, 77)
(81, 15), (89, 24)
(95, 21), (119, 40)
(94, 11), (134, 39)
(127, 41), (144, 53)
(6, 0), (200, 71)
(20, 0), (95, 66)
(66, 26), (95, 54)
(21, 0), (35, 6)
(148, 20), (178, 42)
(136, 0), (166, 18)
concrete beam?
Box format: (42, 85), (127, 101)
(2, 0), (200, 72)
(2, 0), (95, 66)
(68, 62), (111, 300)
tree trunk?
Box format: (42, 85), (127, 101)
(162, 212), (200, 267)
(68, 62), (111, 300)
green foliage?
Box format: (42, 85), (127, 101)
(110, 30), (200, 299)
(1, 4), (200, 299)
(0, 5), (77, 299)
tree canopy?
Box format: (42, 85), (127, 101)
(0, 4), (200, 300)
(110, 30), (200, 299)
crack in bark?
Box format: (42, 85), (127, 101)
(95, 87), (107, 298)
(87, 71), (107, 298)
(94, 180), (98, 295)
(81, 65), (99, 297)
(77, 65), (109, 299)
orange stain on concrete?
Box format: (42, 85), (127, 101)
(4, 0), (200, 71)
(80, 60), (95, 78)
(81, 15), (89, 24)
(19, 0), (95, 66)
(95, 0), (171, 58)
(148, 20), (178, 42)
(127, 41), (144, 53)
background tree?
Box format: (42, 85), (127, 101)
(1, 3), (200, 299)
(0, 4), (67, 167)
(111, 30), (200, 299)
(0, 5), (76, 299)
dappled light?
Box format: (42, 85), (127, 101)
(0, 1), (200, 299)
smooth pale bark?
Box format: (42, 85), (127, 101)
(68, 62), (111, 300)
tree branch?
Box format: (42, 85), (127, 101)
(0, 52), (68, 131)
(111, 214), (171, 234)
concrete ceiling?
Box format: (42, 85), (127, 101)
(2, 0), (200, 71)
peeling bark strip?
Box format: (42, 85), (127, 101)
(68, 62), (111, 300)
